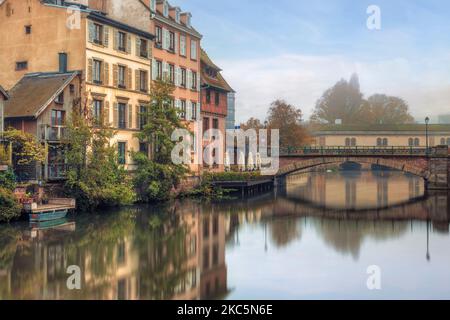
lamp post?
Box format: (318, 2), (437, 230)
(425, 117), (430, 156)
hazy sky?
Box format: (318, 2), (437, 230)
(176, 0), (450, 123)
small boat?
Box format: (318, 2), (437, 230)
(29, 209), (68, 222)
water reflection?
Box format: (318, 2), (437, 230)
(1, 171), (450, 299)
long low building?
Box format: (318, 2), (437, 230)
(311, 124), (450, 147)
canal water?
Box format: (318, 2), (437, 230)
(1, 170), (450, 300)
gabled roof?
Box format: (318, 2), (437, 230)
(201, 48), (234, 93)
(4, 72), (80, 119)
(313, 124), (450, 134)
(0, 85), (8, 100)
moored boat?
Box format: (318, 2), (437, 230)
(29, 209), (68, 222)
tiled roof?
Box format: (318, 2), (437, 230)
(201, 49), (234, 93)
(4, 72), (79, 119)
(154, 1), (202, 38)
(0, 85), (8, 100)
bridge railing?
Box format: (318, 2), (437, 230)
(280, 146), (431, 156)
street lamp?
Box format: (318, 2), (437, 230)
(425, 117), (430, 156)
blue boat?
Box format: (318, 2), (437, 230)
(29, 209), (68, 222)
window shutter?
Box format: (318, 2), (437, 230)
(197, 75), (201, 92)
(103, 62), (109, 86)
(162, 62), (168, 81)
(174, 33), (178, 54)
(186, 101), (191, 121)
(87, 59), (93, 82)
(151, 59), (157, 80)
(126, 34), (132, 54)
(135, 70), (140, 91)
(174, 66), (180, 86)
(136, 38), (141, 57)
(127, 67), (132, 90)
(104, 101), (110, 126)
(147, 42), (152, 59)
(88, 21), (95, 43)
(128, 104), (133, 129)
(187, 69), (192, 89)
(113, 30), (119, 50)
(162, 28), (167, 50)
(113, 102), (118, 128)
(103, 26), (109, 47)
(113, 64), (118, 87)
(136, 105), (140, 129)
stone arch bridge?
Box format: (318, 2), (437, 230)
(277, 146), (450, 190)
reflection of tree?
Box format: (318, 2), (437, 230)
(312, 219), (407, 260)
(269, 218), (301, 248)
(134, 206), (194, 300)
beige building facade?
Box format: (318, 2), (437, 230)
(313, 124), (450, 148)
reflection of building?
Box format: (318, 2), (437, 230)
(313, 124), (450, 147)
(199, 213), (228, 299)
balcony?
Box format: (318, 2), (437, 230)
(40, 125), (67, 141)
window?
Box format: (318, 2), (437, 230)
(168, 64), (175, 84)
(414, 138), (420, 146)
(25, 25), (31, 34)
(213, 244), (219, 266)
(175, 9), (181, 23)
(180, 35), (186, 56)
(118, 31), (126, 52)
(447, 138), (450, 146)
(139, 142), (148, 155)
(383, 138), (388, 146)
(93, 59), (102, 84)
(203, 117), (210, 133)
(155, 26), (162, 47)
(140, 39), (148, 58)
(140, 70), (148, 92)
(191, 102), (197, 120)
(51, 110), (65, 126)
(93, 100), (103, 125)
(118, 142), (126, 165)
(118, 103), (127, 129)
(213, 118), (219, 130)
(156, 60), (162, 80)
(215, 92), (220, 106)
(190, 40), (197, 60)
(16, 61), (28, 71)
(118, 65), (126, 88)
(191, 71), (197, 90)
(206, 90), (211, 104)
(139, 105), (147, 130)
(169, 31), (175, 52)
(180, 100), (186, 119)
(93, 23), (103, 45)
(409, 138), (414, 146)
(163, 1), (169, 17)
(345, 138), (356, 147)
(180, 68), (186, 87)
(55, 92), (64, 104)
(69, 84), (75, 94)
(213, 216), (219, 235)
(203, 247), (209, 270)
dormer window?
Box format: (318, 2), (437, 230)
(186, 14), (192, 28)
(175, 8), (181, 23)
(163, 1), (169, 17)
(150, 0), (156, 12)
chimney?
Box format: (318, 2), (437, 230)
(59, 53), (68, 73)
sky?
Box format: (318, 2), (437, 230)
(175, 0), (450, 124)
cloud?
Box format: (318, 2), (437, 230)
(218, 54), (450, 123)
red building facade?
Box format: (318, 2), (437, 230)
(200, 49), (234, 172)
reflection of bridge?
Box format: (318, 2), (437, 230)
(277, 146), (450, 190)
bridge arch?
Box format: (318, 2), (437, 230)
(277, 157), (430, 180)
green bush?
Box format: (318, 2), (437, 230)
(0, 169), (16, 191)
(203, 171), (262, 182)
(0, 187), (21, 222)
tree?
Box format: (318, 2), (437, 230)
(64, 108), (135, 211)
(133, 79), (190, 202)
(3, 129), (45, 165)
(240, 117), (264, 131)
(266, 100), (309, 148)
(311, 75), (365, 125)
(365, 94), (414, 124)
